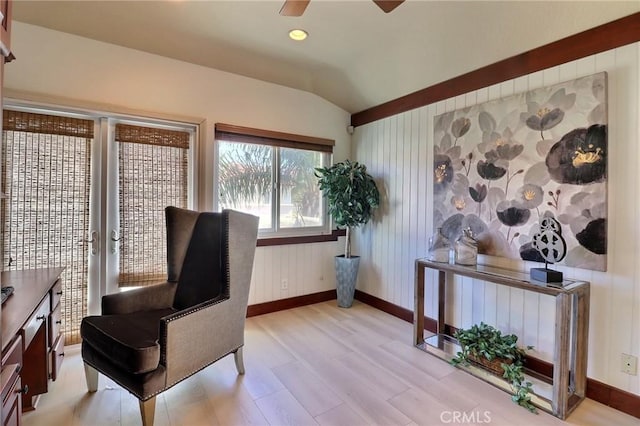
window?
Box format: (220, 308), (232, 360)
(215, 124), (333, 236)
(116, 123), (192, 287)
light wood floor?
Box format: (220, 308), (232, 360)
(24, 301), (638, 426)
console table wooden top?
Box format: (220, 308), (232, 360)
(1, 268), (65, 352)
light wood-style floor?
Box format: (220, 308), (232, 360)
(24, 301), (638, 426)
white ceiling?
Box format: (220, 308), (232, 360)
(12, 1), (640, 113)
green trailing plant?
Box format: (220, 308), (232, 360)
(315, 160), (380, 258)
(502, 363), (536, 412)
(451, 322), (537, 413)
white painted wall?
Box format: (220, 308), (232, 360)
(4, 22), (348, 305)
(353, 43), (640, 395)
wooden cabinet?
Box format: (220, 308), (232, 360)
(0, 0), (10, 56)
(0, 268), (65, 422)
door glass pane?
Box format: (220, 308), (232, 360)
(280, 148), (324, 228)
(1, 113), (93, 345)
(118, 141), (189, 287)
(218, 141), (273, 229)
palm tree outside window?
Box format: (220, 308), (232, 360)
(215, 124), (333, 237)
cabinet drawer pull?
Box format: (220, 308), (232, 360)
(55, 320), (62, 324)
(59, 352), (65, 357)
(36, 315), (46, 321)
(17, 385), (29, 394)
(56, 291), (63, 295)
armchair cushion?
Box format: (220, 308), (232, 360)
(81, 308), (176, 374)
(101, 281), (177, 315)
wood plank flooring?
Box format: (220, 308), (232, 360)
(23, 301), (638, 426)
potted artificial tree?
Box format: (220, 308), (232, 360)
(315, 160), (380, 307)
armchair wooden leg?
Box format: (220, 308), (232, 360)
(140, 397), (156, 426)
(234, 347), (245, 375)
(84, 363), (99, 392)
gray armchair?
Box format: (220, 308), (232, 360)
(80, 207), (259, 426)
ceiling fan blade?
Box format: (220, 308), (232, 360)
(279, 0), (310, 17)
(372, 0), (404, 13)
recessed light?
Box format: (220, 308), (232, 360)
(289, 29), (308, 41)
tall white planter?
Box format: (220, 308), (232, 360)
(335, 255), (360, 308)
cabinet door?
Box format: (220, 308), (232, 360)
(1, 377), (20, 426)
(48, 303), (61, 348)
(0, 0), (11, 55)
(1, 337), (22, 374)
(50, 280), (62, 313)
(0, 363), (21, 426)
(21, 296), (49, 350)
(22, 308), (49, 411)
(50, 335), (64, 382)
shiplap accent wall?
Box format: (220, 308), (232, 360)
(248, 239), (343, 305)
(353, 43), (640, 395)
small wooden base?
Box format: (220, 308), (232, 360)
(530, 267), (563, 283)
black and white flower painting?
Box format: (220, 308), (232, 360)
(433, 72), (608, 271)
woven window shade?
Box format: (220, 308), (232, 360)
(117, 124), (190, 287)
(116, 123), (189, 149)
(4, 109), (94, 138)
(1, 110), (93, 345)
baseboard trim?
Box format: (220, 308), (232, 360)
(587, 378), (640, 419)
(246, 289), (337, 317)
(353, 289), (640, 419)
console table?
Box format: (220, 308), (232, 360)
(1, 268), (65, 424)
(414, 259), (590, 419)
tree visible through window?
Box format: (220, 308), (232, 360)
(215, 124), (332, 235)
(218, 142), (273, 229)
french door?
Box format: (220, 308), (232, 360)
(1, 106), (195, 344)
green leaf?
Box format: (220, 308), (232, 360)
(316, 160), (381, 256)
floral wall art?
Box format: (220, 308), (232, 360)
(433, 72), (607, 271)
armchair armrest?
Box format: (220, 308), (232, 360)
(159, 294), (245, 386)
(102, 281), (178, 315)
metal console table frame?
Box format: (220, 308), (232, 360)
(413, 259), (590, 419)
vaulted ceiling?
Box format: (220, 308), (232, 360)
(12, 1), (640, 113)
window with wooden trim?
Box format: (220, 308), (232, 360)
(215, 123), (332, 236)
(1, 109), (93, 344)
(116, 123), (191, 287)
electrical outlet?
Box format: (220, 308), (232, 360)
(621, 353), (637, 375)
(281, 279), (288, 290)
